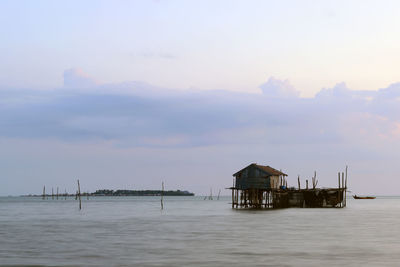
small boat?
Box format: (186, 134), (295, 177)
(353, 195), (376, 199)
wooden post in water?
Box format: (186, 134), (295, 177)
(231, 178), (234, 208)
(297, 175), (300, 190)
(56, 187), (59, 200)
(65, 189), (67, 200)
(52, 187), (54, 200)
(217, 189), (221, 200)
(338, 172), (341, 207)
(312, 171), (318, 189)
(77, 179), (81, 210)
(342, 172), (345, 207)
(87, 191), (89, 200)
(345, 166), (348, 207)
(42, 186), (45, 200)
(306, 180), (308, 190)
(161, 181), (164, 210)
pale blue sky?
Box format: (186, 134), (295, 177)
(1, 0), (400, 95)
(1, 1), (400, 196)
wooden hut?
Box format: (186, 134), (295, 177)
(233, 163), (287, 190)
(231, 163), (288, 208)
(230, 163), (347, 209)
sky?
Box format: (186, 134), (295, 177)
(1, 0), (400, 196)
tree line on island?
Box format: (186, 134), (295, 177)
(92, 189), (194, 196)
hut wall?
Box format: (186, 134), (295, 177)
(269, 175), (279, 189)
(235, 165), (272, 190)
(235, 176), (270, 190)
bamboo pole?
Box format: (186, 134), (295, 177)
(77, 179), (81, 210)
(342, 172), (345, 207)
(297, 175), (300, 190)
(312, 171), (318, 189)
(338, 172), (341, 207)
(344, 165), (347, 207)
(161, 181), (164, 210)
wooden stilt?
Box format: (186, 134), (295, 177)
(231, 188), (234, 208)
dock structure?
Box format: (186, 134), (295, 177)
(229, 163), (347, 209)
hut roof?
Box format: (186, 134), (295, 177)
(233, 163), (287, 177)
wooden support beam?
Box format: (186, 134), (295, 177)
(231, 188), (234, 208)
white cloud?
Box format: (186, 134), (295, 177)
(259, 77), (300, 98)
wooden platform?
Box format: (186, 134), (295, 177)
(229, 187), (347, 209)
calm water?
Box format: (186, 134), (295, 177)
(1, 196), (400, 266)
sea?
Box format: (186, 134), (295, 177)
(1, 196), (400, 267)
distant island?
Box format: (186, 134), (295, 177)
(92, 189), (194, 196)
(25, 189), (195, 197)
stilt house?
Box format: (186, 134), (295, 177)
(230, 163), (347, 209)
(233, 163), (287, 190)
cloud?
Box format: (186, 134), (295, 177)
(1, 72), (400, 150)
(259, 77), (300, 98)
(2, 72), (400, 196)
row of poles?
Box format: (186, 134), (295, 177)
(296, 171), (319, 190)
(203, 188), (221, 200)
(42, 179), (84, 210)
(160, 182), (221, 211)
